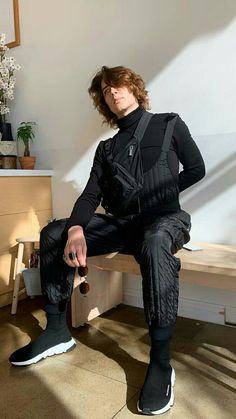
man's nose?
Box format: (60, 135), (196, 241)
(110, 87), (118, 95)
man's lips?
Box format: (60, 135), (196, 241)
(113, 98), (123, 104)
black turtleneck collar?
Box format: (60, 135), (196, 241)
(117, 106), (145, 130)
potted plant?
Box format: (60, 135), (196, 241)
(17, 121), (37, 169)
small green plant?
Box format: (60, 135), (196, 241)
(17, 121), (36, 156)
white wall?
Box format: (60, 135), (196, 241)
(9, 0), (236, 324)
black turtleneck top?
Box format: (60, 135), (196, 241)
(65, 107), (205, 230)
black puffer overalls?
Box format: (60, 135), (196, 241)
(40, 114), (191, 326)
(126, 113), (191, 325)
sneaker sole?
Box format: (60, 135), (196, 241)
(137, 367), (176, 415)
(10, 338), (76, 366)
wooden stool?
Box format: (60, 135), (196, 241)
(11, 236), (40, 315)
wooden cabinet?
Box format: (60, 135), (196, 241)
(0, 170), (53, 307)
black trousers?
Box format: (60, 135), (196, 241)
(40, 209), (191, 326)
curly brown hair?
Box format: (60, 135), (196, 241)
(88, 66), (150, 128)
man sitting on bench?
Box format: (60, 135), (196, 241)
(9, 65), (205, 416)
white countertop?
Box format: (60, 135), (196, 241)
(0, 169), (54, 176)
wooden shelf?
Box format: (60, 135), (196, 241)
(0, 169), (54, 176)
(0, 174), (53, 307)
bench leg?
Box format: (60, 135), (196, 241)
(71, 266), (123, 328)
(11, 242), (24, 315)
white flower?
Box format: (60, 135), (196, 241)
(0, 33), (20, 121)
(0, 33), (6, 44)
(0, 104), (10, 115)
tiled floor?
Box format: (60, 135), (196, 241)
(1, 297), (236, 419)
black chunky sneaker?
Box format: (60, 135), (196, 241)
(137, 365), (175, 415)
(9, 311), (76, 366)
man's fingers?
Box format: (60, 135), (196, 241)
(63, 235), (87, 268)
(82, 244), (87, 266)
(63, 247), (79, 267)
(63, 255), (79, 267)
(75, 245), (87, 267)
(63, 246), (87, 267)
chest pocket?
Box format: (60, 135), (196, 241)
(102, 160), (143, 216)
(101, 112), (153, 217)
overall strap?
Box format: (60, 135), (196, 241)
(133, 111), (153, 144)
(106, 111), (153, 161)
(161, 114), (178, 152)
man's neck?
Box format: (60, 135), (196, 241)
(116, 103), (139, 119)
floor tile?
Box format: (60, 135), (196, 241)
(1, 298), (236, 419)
(59, 322), (149, 388)
(114, 356), (236, 419)
(190, 321), (236, 349)
(0, 358), (137, 419)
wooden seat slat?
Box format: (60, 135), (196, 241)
(87, 242), (236, 278)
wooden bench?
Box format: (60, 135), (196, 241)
(71, 242), (236, 327)
(11, 238), (236, 326)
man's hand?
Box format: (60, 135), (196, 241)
(63, 225), (87, 268)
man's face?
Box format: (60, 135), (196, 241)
(101, 80), (139, 118)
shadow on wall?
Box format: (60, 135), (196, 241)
(48, 0), (236, 214)
(77, 0), (236, 158)
(181, 151), (236, 213)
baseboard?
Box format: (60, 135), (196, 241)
(178, 297), (225, 325)
(123, 286), (230, 325)
(225, 306), (236, 326)
(123, 287), (144, 309)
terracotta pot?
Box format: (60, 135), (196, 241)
(18, 156), (36, 170)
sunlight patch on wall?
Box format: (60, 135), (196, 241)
(148, 18), (236, 135)
(61, 132), (112, 191)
